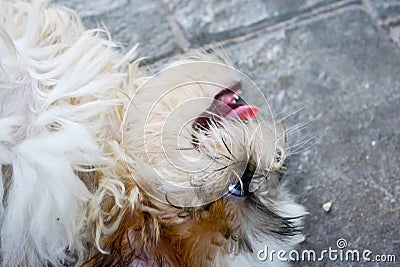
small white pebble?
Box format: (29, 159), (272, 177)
(365, 83), (370, 89)
(371, 140), (376, 146)
(322, 201), (332, 212)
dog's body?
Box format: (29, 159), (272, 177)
(0, 1), (306, 266)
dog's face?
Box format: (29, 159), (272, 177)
(90, 58), (305, 266)
(123, 59), (280, 204)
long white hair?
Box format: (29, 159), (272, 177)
(0, 0), (134, 265)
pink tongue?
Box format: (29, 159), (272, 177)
(226, 105), (260, 120)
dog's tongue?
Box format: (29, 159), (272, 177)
(193, 86), (261, 131)
(226, 105), (260, 120)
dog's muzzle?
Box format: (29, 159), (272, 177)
(191, 82), (261, 198)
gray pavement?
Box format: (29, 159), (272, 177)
(54, 0), (400, 266)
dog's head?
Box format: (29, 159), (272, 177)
(90, 55), (305, 266)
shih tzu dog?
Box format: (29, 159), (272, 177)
(0, 0), (306, 266)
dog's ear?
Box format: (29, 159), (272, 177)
(0, 1), (133, 266)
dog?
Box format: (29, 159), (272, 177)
(0, 0), (306, 266)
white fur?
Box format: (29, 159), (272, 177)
(0, 0), (132, 265)
(224, 199), (306, 267)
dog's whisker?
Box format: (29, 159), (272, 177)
(274, 106), (307, 124)
(285, 120), (313, 136)
(286, 131), (324, 154)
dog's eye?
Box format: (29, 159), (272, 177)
(228, 166), (255, 197)
(228, 183), (243, 197)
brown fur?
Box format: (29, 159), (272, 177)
(86, 187), (241, 267)
(85, 202), (178, 266)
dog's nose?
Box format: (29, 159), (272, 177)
(228, 163), (255, 197)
